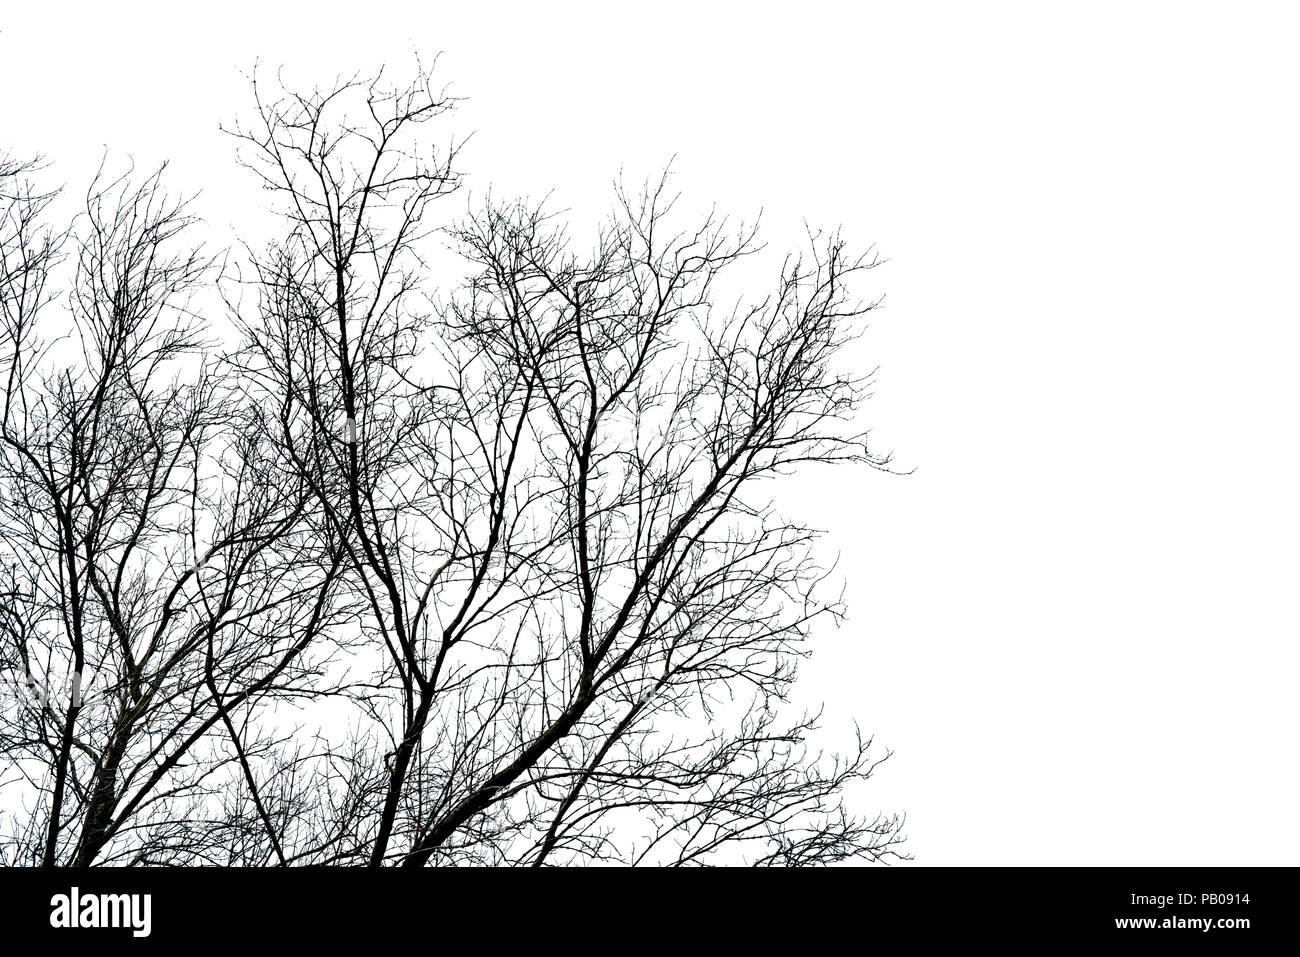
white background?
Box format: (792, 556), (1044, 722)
(2, 1), (1296, 865)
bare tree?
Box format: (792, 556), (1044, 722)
(0, 157), (346, 865)
(0, 61), (906, 867)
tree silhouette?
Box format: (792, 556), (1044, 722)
(0, 63), (905, 866)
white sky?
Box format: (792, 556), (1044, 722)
(2, 1), (1296, 865)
